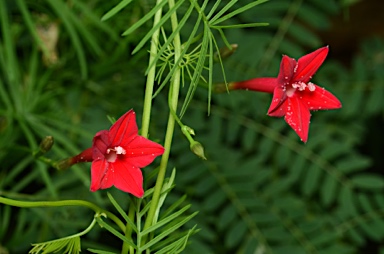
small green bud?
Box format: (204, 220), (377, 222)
(190, 141), (207, 160)
(184, 126), (195, 136)
(39, 136), (54, 154)
(214, 44), (238, 62)
(34, 136), (54, 157)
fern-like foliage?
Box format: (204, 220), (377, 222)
(87, 170), (198, 254)
(155, 1), (384, 253)
(29, 216), (98, 254)
(102, 0), (268, 116)
(30, 237), (81, 254)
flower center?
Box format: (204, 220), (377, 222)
(286, 81), (316, 97)
(105, 146), (126, 162)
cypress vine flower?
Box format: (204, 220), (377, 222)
(70, 110), (164, 197)
(228, 46), (342, 142)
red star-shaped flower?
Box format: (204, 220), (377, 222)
(229, 46), (342, 142)
(71, 110), (164, 197)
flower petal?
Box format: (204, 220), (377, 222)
(277, 55), (297, 83)
(231, 77), (278, 93)
(284, 96), (311, 142)
(112, 160), (144, 197)
(267, 86), (287, 116)
(93, 130), (109, 160)
(124, 136), (165, 168)
(300, 85), (342, 110)
(90, 159), (113, 191)
(109, 109), (138, 146)
(293, 46), (329, 83)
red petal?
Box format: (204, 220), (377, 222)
(277, 55), (297, 83)
(284, 96), (311, 142)
(109, 109), (138, 146)
(93, 130), (110, 160)
(232, 77), (278, 93)
(124, 136), (165, 168)
(112, 161), (144, 197)
(90, 159), (113, 191)
(293, 46), (329, 83)
(267, 86), (287, 116)
(300, 85), (342, 110)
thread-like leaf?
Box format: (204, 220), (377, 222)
(107, 192), (138, 233)
(101, 0), (135, 21)
(210, 0), (269, 26)
(30, 237), (81, 254)
(132, 0), (186, 54)
(46, 0), (87, 79)
(96, 217), (137, 249)
(140, 212), (198, 251)
(122, 0), (168, 36)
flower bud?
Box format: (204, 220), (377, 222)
(182, 125), (195, 136)
(39, 136), (54, 154)
(214, 44), (238, 62)
(34, 136), (54, 157)
(190, 141), (207, 160)
(54, 148), (93, 170)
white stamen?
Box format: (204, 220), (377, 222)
(115, 146), (126, 155)
(308, 82), (316, 92)
(292, 81), (306, 91)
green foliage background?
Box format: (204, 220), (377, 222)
(1, 0), (384, 253)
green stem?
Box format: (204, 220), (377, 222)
(141, 0), (182, 243)
(122, 198), (136, 254)
(141, 0), (164, 138)
(55, 217), (97, 241)
(123, 1), (164, 253)
(0, 196), (125, 232)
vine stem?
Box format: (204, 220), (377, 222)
(0, 196), (125, 232)
(141, 0), (164, 138)
(141, 0), (182, 244)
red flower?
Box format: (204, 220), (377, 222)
(72, 110), (164, 197)
(229, 46), (342, 142)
